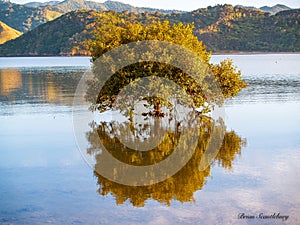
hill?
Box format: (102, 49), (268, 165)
(45, 0), (106, 13)
(0, 5), (299, 56)
(163, 4), (299, 51)
(0, 0), (62, 32)
(44, 0), (183, 14)
(45, 0), (183, 14)
(260, 4), (291, 15)
(0, 20), (22, 44)
(197, 7), (300, 51)
(0, 0), (294, 34)
(0, 10), (94, 55)
(0, 0), (182, 33)
(165, 5), (268, 31)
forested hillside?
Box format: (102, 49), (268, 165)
(0, 0), (61, 32)
(0, 10), (94, 55)
(0, 4), (299, 55)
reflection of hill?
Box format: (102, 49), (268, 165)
(44, 73), (63, 103)
(0, 68), (22, 96)
(86, 117), (246, 207)
(0, 68), (83, 105)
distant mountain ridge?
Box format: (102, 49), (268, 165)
(45, 0), (184, 14)
(0, 0), (61, 32)
(25, 1), (60, 7)
(260, 4), (292, 15)
(0, 0), (183, 34)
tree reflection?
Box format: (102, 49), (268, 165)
(86, 114), (246, 207)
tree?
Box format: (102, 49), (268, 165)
(86, 15), (247, 117)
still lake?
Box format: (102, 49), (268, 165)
(0, 54), (299, 224)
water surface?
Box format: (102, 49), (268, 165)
(0, 55), (299, 224)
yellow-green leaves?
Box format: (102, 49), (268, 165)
(86, 12), (247, 116)
(211, 59), (247, 99)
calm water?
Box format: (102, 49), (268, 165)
(0, 55), (300, 224)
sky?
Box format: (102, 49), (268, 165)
(10, 0), (300, 11)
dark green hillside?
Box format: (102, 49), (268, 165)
(0, 9), (162, 56)
(163, 4), (299, 52)
(199, 9), (300, 51)
(0, 10), (94, 55)
(165, 4), (268, 30)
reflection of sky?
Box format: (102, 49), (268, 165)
(190, 147), (300, 225)
(0, 108), (83, 168)
(0, 57), (91, 68)
(224, 102), (300, 148)
(211, 54), (300, 76)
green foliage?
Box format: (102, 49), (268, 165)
(87, 17), (246, 115)
(210, 59), (247, 98)
(87, 14), (209, 61)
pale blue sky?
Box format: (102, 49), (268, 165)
(11, 0), (300, 11)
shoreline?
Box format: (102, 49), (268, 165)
(212, 51), (300, 55)
(1, 52), (300, 57)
